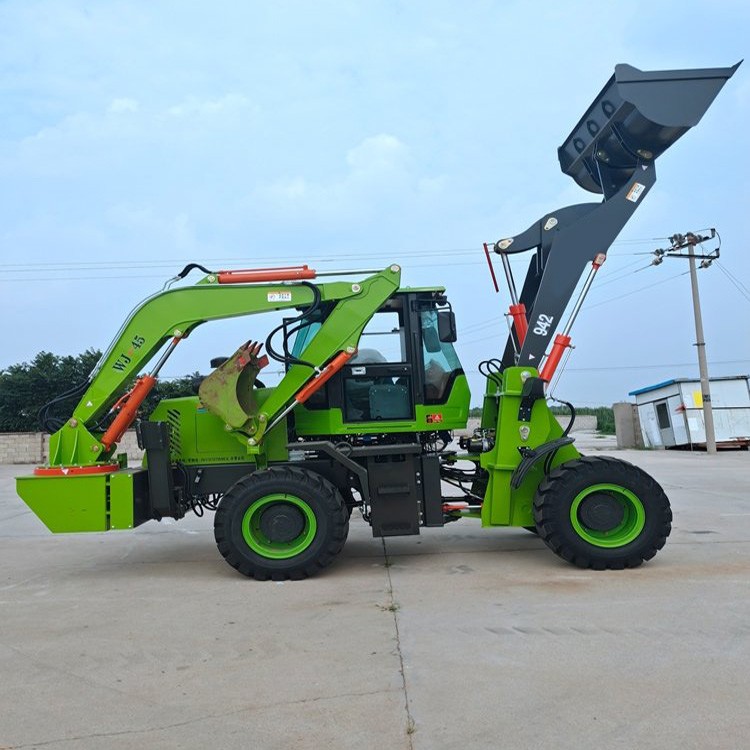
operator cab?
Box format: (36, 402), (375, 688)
(288, 290), (469, 436)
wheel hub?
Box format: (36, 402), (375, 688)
(259, 503), (306, 543)
(576, 492), (625, 532)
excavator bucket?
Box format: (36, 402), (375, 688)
(198, 340), (269, 430)
(559, 62), (741, 197)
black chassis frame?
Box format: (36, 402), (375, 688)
(134, 438), (447, 539)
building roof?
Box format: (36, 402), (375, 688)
(629, 375), (749, 397)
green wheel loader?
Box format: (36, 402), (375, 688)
(16, 62), (740, 579)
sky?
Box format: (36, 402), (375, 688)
(1, 0), (748, 407)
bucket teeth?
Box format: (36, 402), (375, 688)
(198, 340), (266, 429)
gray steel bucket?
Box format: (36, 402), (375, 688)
(559, 62), (741, 197)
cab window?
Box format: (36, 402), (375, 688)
(420, 309), (462, 404)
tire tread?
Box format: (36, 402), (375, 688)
(214, 465), (349, 580)
(533, 456), (672, 570)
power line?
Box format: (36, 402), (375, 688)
(584, 271), (689, 310)
(457, 270), (692, 346)
(0, 252), (649, 284)
(515, 359), (750, 373)
(0, 237), (674, 272)
(448, 252), (656, 337)
(593, 258), (652, 287)
(0, 248), (514, 271)
(715, 261), (750, 303)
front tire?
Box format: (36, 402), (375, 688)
(214, 466), (349, 580)
(533, 456), (671, 570)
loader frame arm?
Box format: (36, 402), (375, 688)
(497, 163), (655, 367)
(496, 60), (739, 369)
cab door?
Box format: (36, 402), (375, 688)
(342, 308), (415, 423)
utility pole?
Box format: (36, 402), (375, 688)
(654, 231), (718, 453)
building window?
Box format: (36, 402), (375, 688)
(655, 402), (671, 430)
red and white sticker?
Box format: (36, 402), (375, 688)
(426, 413), (444, 424)
(267, 292), (292, 302)
(626, 182), (646, 203)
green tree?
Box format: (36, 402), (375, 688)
(0, 351), (200, 432)
(142, 374), (202, 416)
(468, 403), (616, 434)
(0, 350), (102, 432)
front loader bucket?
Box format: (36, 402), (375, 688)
(559, 62), (741, 197)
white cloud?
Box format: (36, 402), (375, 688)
(247, 133), (445, 227)
(346, 134), (411, 174)
(262, 177), (309, 201)
(103, 204), (197, 252)
(107, 98), (139, 114)
(165, 94), (253, 119)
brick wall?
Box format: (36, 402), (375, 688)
(0, 431), (144, 465)
(0, 433), (46, 464)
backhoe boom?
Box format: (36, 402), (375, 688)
(48, 266), (401, 466)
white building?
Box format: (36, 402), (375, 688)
(629, 376), (750, 449)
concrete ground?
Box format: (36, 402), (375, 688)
(1, 447), (749, 750)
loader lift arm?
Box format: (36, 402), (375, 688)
(495, 61), (740, 371)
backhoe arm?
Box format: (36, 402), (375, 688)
(47, 266), (401, 467)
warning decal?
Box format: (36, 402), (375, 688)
(626, 182), (646, 203)
(267, 292), (292, 302)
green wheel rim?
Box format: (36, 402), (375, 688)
(570, 483), (646, 548)
(242, 494), (317, 559)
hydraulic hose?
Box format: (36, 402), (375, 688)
(38, 379), (91, 433)
(264, 281), (322, 371)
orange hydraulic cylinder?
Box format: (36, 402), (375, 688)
(509, 303), (528, 346)
(217, 266), (316, 284)
(539, 334), (572, 382)
(295, 350), (356, 404)
(100, 375), (157, 450)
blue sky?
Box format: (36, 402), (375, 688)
(1, 0), (748, 406)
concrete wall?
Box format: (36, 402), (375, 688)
(0, 418), (600, 463)
(0, 431), (145, 465)
(613, 402), (644, 449)
(459, 414), (597, 437)
(0, 433), (46, 464)
(559, 415), (597, 432)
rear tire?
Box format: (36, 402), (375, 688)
(214, 466), (349, 580)
(533, 456), (671, 570)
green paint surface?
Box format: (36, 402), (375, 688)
(241, 494), (318, 559)
(479, 367), (581, 528)
(569, 483), (646, 547)
(16, 470), (139, 533)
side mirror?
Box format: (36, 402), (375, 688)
(437, 310), (457, 343)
